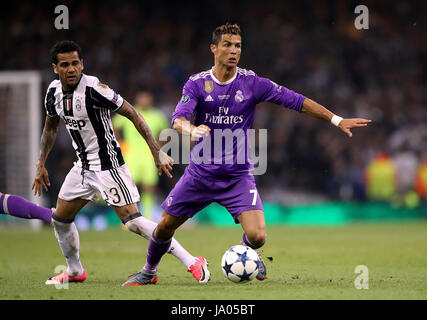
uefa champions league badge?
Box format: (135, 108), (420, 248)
(235, 90), (244, 103)
(111, 92), (118, 104)
(180, 95), (190, 104)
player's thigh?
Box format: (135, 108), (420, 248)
(161, 168), (212, 220)
(56, 165), (98, 219)
(59, 165), (101, 202)
(216, 175), (263, 223)
(237, 209), (266, 245)
(56, 197), (90, 220)
(96, 165), (140, 208)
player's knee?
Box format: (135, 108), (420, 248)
(251, 232), (266, 248)
(246, 228), (266, 248)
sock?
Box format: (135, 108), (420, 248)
(168, 237), (197, 268)
(141, 192), (155, 220)
(52, 214), (84, 276)
(124, 213), (197, 268)
(143, 230), (172, 273)
(0, 194), (52, 223)
(241, 233), (263, 249)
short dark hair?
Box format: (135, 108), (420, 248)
(50, 40), (82, 64)
(211, 23), (241, 45)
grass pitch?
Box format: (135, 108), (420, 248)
(1, 222), (427, 300)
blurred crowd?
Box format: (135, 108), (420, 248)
(1, 0), (426, 207)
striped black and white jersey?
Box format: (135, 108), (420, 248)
(44, 73), (125, 171)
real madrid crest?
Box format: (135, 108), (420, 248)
(167, 196), (173, 206)
(204, 81), (214, 93)
(235, 90), (244, 103)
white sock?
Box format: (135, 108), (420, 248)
(125, 216), (197, 268)
(52, 219), (84, 276)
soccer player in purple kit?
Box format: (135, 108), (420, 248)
(122, 23), (372, 286)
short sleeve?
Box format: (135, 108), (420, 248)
(170, 79), (199, 126)
(89, 80), (124, 112)
(254, 75), (306, 112)
(44, 86), (58, 118)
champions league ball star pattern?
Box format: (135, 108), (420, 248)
(221, 245), (260, 283)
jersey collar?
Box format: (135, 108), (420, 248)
(210, 67), (237, 85)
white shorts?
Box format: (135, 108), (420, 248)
(58, 164), (140, 207)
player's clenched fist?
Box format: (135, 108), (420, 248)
(191, 124), (211, 140)
(155, 150), (174, 178)
(32, 165), (51, 196)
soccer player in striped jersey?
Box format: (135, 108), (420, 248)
(122, 23), (372, 286)
(31, 40), (210, 286)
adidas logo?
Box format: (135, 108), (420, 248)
(205, 95), (214, 102)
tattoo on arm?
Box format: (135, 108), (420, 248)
(38, 116), (60, 166)
(117, 100), (160, 154)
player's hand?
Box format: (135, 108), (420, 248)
(32, 164), (50, 196)
(155, 150), (174, 178)
(339, 118), (372, 138)
(191, 124), (211, 140)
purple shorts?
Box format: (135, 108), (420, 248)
(161, 166), (263, 223)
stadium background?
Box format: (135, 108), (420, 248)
(1, 0), (427, 227)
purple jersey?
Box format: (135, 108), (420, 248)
(172, 67), (306, 178)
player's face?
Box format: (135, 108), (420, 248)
(211, 34), (241, 68)
(53, 51), (84, 90)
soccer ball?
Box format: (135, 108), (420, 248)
(221, 245), (260, 283)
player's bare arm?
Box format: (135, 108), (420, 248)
(117, 99), (173, 178)
(173, 117), (211, 140)
(301, 98), (372, 138)
(32, 116), (60, 196)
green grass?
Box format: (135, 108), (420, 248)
(1, 222), (427, 300)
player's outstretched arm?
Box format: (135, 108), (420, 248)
(117, 100), (173, 178)
(32, 116), (60, 196)
(301, 98), (372, 138)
